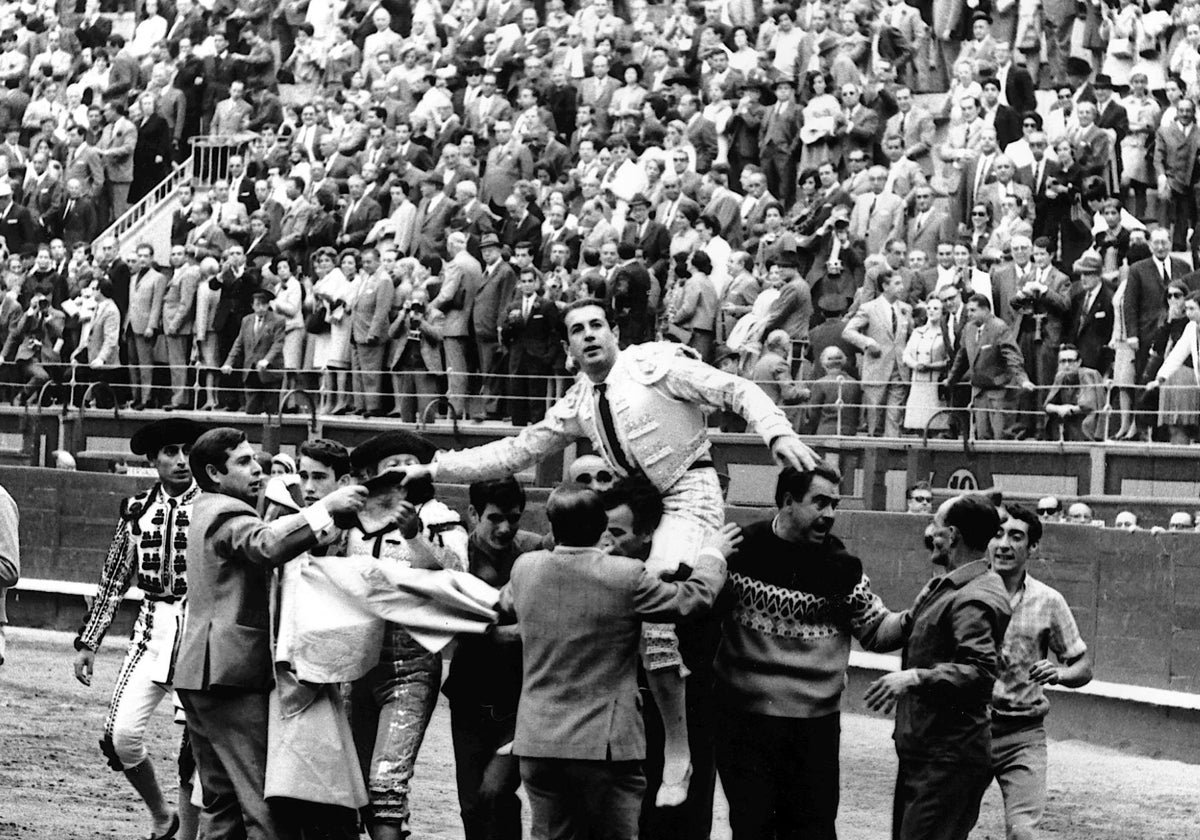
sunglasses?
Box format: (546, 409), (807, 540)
(575, 470), (614, 485)
(971, 210), (989, 216)
(1023, 121), (1038, 127)
(1168, 291), (1186, 299)
(911, 495), (933, 504)
(1037, 506), (1059, 515)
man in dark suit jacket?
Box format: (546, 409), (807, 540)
(502, 268), (560, 426)
(220, 289), (286, 413)
(1026, 140), (1063, 241)
(56, 179), (100, 249)
(610, 243), (653, 346)
(947, 293), (1033, 440)
(620, 193), (670, 281)
(0, 182), (38, 257)
(994, 43), (1036, 118)
(174, 427), (366, 840)
(336, 175), (384, 250)
(680, 95), (718, 173)
(497, 483), (728, 840)
(758, 78), (802, 208)
(412, 174), (458, 259)
(1125, 229), (1196, 372)
(499, 193), (542, 255)
(75, 2), (113, 51)
(1067, 253), (1115, 374)
(980, 77), (1022, 149)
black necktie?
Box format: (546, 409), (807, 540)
(890, 304), (898, 335)
(594, 383), (636, 476)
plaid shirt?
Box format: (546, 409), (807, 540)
(992, 574), (1087, 720)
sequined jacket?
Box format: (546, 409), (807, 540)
(435, 342), (799, 493)
(75, 481), (200, 652)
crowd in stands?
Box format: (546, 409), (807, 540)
(7, 0), (1200, 441)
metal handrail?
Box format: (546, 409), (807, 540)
(95, 155), (192, 258)
(79, 382), (121, 420)
(277, 388), (318, 432)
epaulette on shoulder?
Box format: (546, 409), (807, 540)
(623, 341), (701, 384)
(120, 485), (159, 522)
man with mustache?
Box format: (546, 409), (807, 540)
(713, 463), (908, 839)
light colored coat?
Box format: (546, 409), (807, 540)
(126, 268), (167, 334)
(434, 342), (797, 493)
(843, 294), (913, 384)
(162, 264), (199, 336)
(499, 545), (726, 760)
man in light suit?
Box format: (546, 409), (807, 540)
(209, 80), (252, 137)
(126, 243), (167, 409)
(843, 270), (912, 437)
(577, 55), (621, 135)
(947, 293), (1033, 440)
(276, 177), (313, 265)
(497, 482), (731, 840)
(64, 124), (105, 203)
(887, 88), (936, 175)
(849, 166), (905, 256)
(350, 248), (395, 416)
(975, 156), (1034, 227)
(162, 246), (200, 409)
(880, 135), (927, 199)
(220, 289), (287, 414)
(480, 121), (534, 207)
(1155, 98), (1200, 255)
(185, 201), (233, 263)
(175, 428), (365, 840)
(73, 278), (122, 408)
(431, 231), (484, 418)
(96, 100), (137, 223)
(906, 185), (955, 259)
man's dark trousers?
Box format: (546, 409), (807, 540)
(179, 687), (294, 840)
(520, 757), (646, 840)
(714, 706), (841, 840)
(892, 757), (992, 840)
(450, 704), (522, 840)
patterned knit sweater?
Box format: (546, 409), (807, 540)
(713, 520), (904, 718)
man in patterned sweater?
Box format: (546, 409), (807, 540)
(712, 462), (908, 840)
(72, 418), (205, 840)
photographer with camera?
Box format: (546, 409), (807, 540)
(5, 291), (64, 405)
(388, 284), (444, 422)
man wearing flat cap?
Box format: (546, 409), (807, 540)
(73, 417), (206, 840)
(221, 287), (286, 414)
(345, 430), (469, 840)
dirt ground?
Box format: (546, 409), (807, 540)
(2, 627), (1197, 840)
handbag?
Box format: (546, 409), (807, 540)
(304, 305), (330, 334)
(1108, 36), (1133, 59)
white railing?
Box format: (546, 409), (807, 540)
(95, 155), (192, 252)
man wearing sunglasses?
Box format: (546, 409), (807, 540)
(866, 494), (1011, 840)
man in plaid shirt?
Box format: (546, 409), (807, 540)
(987, 504), (1094, 840)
